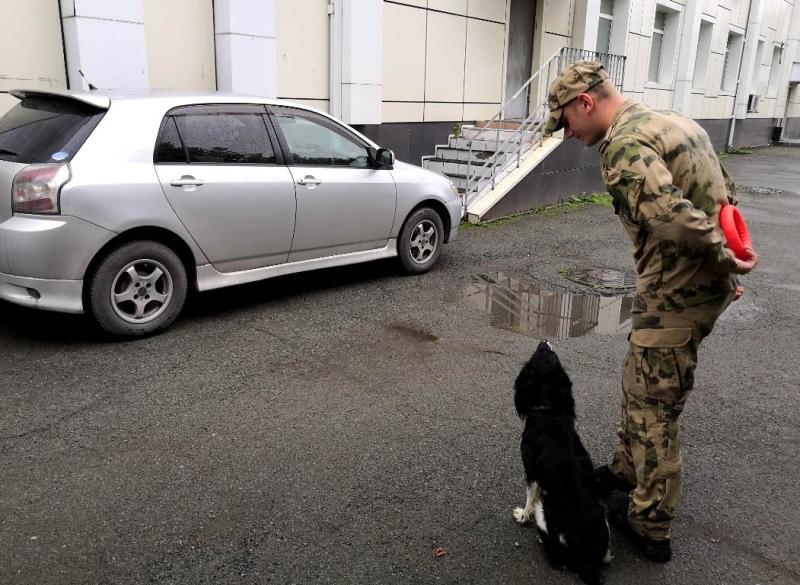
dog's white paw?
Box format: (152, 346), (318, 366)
(603, 549), (614, 564)
(513, 507), (531, 524)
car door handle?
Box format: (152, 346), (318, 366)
(296, 176), (321, 186)
(170, 176), (204, 187)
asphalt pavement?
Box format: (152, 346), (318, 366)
(1, 146), (798, 585)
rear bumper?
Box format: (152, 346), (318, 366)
(0, 273), (84, 313)
(0, 214), (114, 279)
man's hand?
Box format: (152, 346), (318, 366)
(728, 246), (758, 275)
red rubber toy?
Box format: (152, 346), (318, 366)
(719, 203), (752, 260)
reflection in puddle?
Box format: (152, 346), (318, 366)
(566, 267), (636, 291)
(466, 272), (632, 339)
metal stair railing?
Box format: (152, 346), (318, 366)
(462, 47), (626, 210)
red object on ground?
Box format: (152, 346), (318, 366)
(719, 203), (753, 260)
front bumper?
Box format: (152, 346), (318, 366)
(446, 198), (462, 242)
(0, 273), (83, 313)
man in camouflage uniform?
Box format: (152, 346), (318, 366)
(543, 61), (758, 562)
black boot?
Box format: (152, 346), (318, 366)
(593, 465), (636, 498)
(607, 490), (672, 563)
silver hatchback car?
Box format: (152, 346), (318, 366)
(0, 90), (462, 336)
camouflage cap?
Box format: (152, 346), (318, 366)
(544, 61), (610, 135)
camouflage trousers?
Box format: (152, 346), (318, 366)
(608, 295), (733, 540)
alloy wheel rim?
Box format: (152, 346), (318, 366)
(409, 220), (438, 264)
(110, 259), (173, 324)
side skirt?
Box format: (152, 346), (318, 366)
(196, 239), (398, 292)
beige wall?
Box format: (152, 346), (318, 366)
(541, 0), (575, 60)
(692, 0), (794, 119)
(745, 0), (795, 118)
(382, 0), (508, 123)
(144, 0), (216, 91)
(0, 0), (67, 116)
(603, 0), (796, 120)
(276, 0), (330, 112)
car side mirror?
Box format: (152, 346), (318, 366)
(374, 147), (395, 169)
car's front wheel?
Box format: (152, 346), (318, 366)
(86, 240), (187, 337)
(397, 207), (444, 274)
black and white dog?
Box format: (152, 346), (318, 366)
(512, 340), (611, 585)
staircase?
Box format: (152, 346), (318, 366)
(422, 47), (626, 223)
(423, 125), (537, 194)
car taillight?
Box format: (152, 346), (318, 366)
(12, 163), (71, 214)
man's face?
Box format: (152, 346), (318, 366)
(561, 94), (606, 146)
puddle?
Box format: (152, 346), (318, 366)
(466, 272), (632, 339)
(565, 267), (636, 291)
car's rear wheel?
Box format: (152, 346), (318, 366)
(397, 207), (444, 274)
(86, 240), (187, 337)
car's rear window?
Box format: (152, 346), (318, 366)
(0, 95), (106, 164)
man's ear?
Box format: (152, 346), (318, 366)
(577, 93), (594, 112)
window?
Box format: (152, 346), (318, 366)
(747, 94), (760, 113)
(0, 95), (105, 164)
(721, 31), (744, 92)
(693, 20), (714, 90)
(273, 109), (370, 168)
(767, 44), (783, 96)
(754, 40), (766, 94)
(648, 10), (667, 83)
(647, 4), (681, 86)
(597, 0), (614, 54)
(165, 107), (276, 164)
(155, 117), (185, 163)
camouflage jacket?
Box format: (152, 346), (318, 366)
(599, 100), (738, 313)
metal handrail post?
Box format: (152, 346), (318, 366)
(492, 105), (503, 190)
(466, 139), (473, 206)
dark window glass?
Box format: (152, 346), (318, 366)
(173, 112), (276, 164)
(273, 110), (370, 168)
(154, 117), (186, 163)
(0, 96), (105, 163)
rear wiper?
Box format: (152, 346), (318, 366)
(0, 148), (19, 156)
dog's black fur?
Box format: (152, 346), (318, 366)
(513, 341), (610, 585)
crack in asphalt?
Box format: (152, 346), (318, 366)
(0, 391), (110, 445)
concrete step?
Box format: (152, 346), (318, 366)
(449, 135), (534, 151)
(474, 119), (524, 130)
(424, 158), (499, 179)
(432, 146), (512, 165)
(447, 173), (492, 192)
(462, 125), (530, 141)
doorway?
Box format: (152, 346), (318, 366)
(504, 0), (536, 120)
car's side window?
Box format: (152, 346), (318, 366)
(154, 117), (187, 163)
(272, 109), (370, 168)
(174, 111), (276, 164)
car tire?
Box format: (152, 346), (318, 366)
(86, 240), (188, 337)
(397, 207), (444, 274)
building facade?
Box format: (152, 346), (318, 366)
(2, 1), (799, 181)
